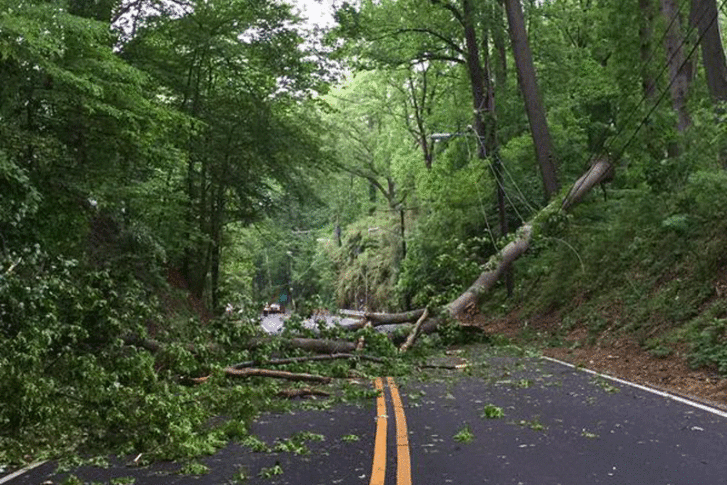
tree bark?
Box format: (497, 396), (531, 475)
(562, 157), (615, 211)
(689, 0), (727, 103)
(231, 353), (384, 369)
(504, 0), (560, 199)
(461, 0), (490, 159)
(660, 0), (692, 135)
(339, 308), (427, 325)
(446, 223), (533, 318)
(277, 388), (331, 399)
(247, 337), (358, 354)
(400, 307), (430, 352)
(193, 368), (332, 384)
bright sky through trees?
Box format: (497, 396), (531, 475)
(290, 0), (336, 28)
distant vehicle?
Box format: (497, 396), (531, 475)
(262, 302), (285, 316)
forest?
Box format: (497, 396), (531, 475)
(2, 0), (727, 467)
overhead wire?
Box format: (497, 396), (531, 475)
(463, 135), (500, 250)
(611, 0), (725, 159)
(597, 0), (688, 158)
(473, 135), (529, 225)
(565, 0), (721, 203)
(459, 0), (720, 240)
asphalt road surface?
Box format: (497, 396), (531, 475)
(6, 346), (727, 485)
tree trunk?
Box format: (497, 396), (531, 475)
(660, 0), (692, 136)
(690, 0), (727, 104)
(446, 223), (533, 318)
(504, 0), (560, 199)
(247, 337), (358, 354)
(640, 0), (658, 100)
(195, 368), (332, 384)
(400, 307), (430, 352)
(277, 388), (331, 399)
(231, 353), (385, 369)
(492, 1), (508, 88)
(462, 0), (490, 159)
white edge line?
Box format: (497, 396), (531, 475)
(0, 461), (47, 484)
(541, 355), (727, 419)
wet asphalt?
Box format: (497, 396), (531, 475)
(5, 349), (727, 485)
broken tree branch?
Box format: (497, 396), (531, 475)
(400, 307), (430, 352)
(339, 308), (427, 326)
(222, 367), (331, 383)
(277, 387), (331, 399)
(192, 367), (332, 384)
(231, 353), (384, 369)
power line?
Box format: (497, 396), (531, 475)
(567, 0), (722, 203)
(614, 0), (724, 159)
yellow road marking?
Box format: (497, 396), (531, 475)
(369, 377), (388, 485)
(387, 377), (412, 485)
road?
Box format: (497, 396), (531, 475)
(6, 345), (727, 485)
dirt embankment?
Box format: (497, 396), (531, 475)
(471, 313), (727, 412)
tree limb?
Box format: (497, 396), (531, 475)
(400, 307), (430, 352)
(246, 337), (358, 354)
(277, 387), (331, 399)
(192, 368), (332, 384)
(231, 353), (384, 369)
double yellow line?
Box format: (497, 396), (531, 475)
(370, 377), (411, 485)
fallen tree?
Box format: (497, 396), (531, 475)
(192, 367), (332, 384)
(339, 157), (616, 334)
(231, 353), (385, 369)
(123, 335), (358, 356)
(277, 387), (331, 399)
(246, 337), (358, 354)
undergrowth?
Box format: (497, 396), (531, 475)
(481, 168), (727, 376)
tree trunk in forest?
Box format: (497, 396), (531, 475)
(492, 2), (508, 88)
(660, 0), (692, 137)
(640, 0), (658, 100)
(504, 0), (559, 199)
(689, 0), (727, 104)
(639, 0), (664, 159)
(462, 0), (490, 159)
(482, 28), (513, 297)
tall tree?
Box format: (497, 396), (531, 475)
(503, 0), (559, 199)
(660, 0), (692, 135)
(689, 0), (727, 104)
